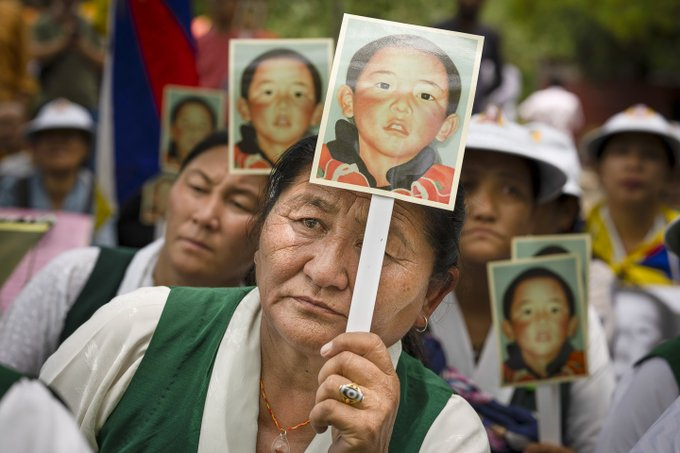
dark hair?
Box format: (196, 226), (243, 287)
(345, 34), (462, 116)
(254, 135), (465, 282)
(534, 245), (570, 257)
(178, 130), (229, 173)
(240, 48), (323, 104)
(502, 267), (576, 320)
(170, 96), (218, 129)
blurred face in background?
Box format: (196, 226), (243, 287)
(459, 150), (536, 265)
(597, 132), (671, 207)
(30, 129), (89, 175)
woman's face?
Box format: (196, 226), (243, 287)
(162, 145), (267, 286)
(459, 150), (536, 265)
(613, 291), (665, 378)
(597, 132), (671, 206)
(255, 174), (450, 354)
(31, 129), (89, 174)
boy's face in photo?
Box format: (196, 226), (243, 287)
(459, 151), (536, 264)
(337, 47), (458, 165)
(237, 56), (322, 156)
(171, 102), (215, 162)
(597, 132), (671, 206)
(502, 276), (578, 363)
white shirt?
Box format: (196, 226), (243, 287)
(430, 293), (615, 453)
(0, 239), (161, 376)
(596, 357), (679, 453)
(0, 378), (92, 453)
(40, 287), (490, 453)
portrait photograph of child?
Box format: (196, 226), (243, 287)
(229, 38), (333, 174)
(311, 14), (483, 210)
(160, 85), (225, 173)
(513, 234), (591, 297)
(489, 254), (589, 387)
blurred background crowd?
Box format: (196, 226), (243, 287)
(2, 0), (680, 452)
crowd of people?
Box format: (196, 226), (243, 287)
(1, 0), (680, 452)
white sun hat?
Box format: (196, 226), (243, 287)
(25, 98), (94, 138)
(665, 216), (680, 256)
(464, 107), (568, 202)
(581, 104), (680, 167)
(526, 122), (582, 197)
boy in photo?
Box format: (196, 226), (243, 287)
(318, 34), (461, 204)
(500, 266), (586, 384)
(235, 48), (323, 169)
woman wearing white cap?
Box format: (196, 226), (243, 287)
(0, 98), (94, 213)
(581, 104), (680, 286)
(429, 109), (615, 452)
(596, 217), (680, 453)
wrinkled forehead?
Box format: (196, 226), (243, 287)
(275, 175), (428, 239)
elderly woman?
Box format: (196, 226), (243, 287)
(0, 130), (267, 377)
(40, 136), (489, 452)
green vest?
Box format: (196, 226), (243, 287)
(97, 286), (453, 452)
(636, 336), (680, 387)
(0, 364), (25, 399)
(59, 247), (137, 343)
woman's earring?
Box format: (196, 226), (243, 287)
(415, 314), (429, 333)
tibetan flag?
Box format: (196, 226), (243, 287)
(96, 0), (198, 216)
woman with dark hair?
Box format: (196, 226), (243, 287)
(40, 136), (488, 452)
(0, 131), (268, 377)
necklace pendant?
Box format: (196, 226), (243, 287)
(271, 431), (290, 453)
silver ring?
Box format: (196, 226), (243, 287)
(339, 382), (364, 405)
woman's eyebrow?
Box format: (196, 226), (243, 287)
(287, 192), (340, 213)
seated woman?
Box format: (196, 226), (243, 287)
(0, 131), (268, 377)
(40, 136), (489, 452)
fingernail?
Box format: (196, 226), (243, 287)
(320, 341), (332, 356)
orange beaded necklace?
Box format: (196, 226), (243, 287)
(260, 378), (311, 453)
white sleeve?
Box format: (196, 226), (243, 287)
(596, 358), (679, 453)
(563, 306), (616, 453)
(0, 379), (92, 453)
(39, 286), (170, 450)
(419, 395), (490, 453)
(0, 247), (100, 376)
(630, 394), (680, 453)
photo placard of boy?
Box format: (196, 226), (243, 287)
(311, 14), (483, 211)
(489, 255), (589, 388)
(229, 38), (333, 174)
(160, 85), (226, 174)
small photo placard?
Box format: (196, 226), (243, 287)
(311, 14), (483, 210)
(229, 38), (334, 174)
(160, 85), (226, 173)
(488, 254), (589, 387)
(513, 233), (591, 300)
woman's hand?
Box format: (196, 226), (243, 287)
(310, 332), (400, 453)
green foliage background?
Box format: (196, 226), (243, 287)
(194, 0), (680, 95)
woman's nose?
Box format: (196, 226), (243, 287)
(468, 187), (496, 221)
(192, 195), (221, 230)
(303, 239), (351, 291)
